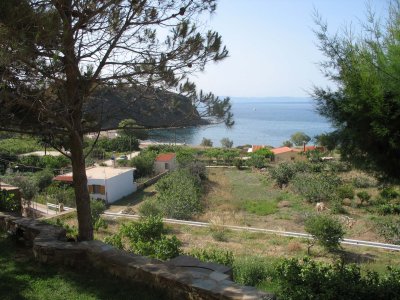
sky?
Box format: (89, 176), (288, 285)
(192, 0), (390, 97)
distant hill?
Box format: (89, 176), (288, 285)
(85, 86), (208, 129)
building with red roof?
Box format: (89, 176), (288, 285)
(154, 152), (177, 174)
(271, 147), (304, 163)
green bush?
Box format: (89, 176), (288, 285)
(233, 158), (243, 169)
(0, 192), (21, 212)
(378, 219), (400, 244)
(45, 183), (75, 207)
(189, 248), (234, 267)
(155, 169), (202, 219)
(90, 199), (106, 227)
(246, 154), (267, 169)
(139, 200), (162, 217)
(130, 150), (157, 177)
(331, 199), (347, 214)
(352, 176), (376, 188)
(292, 173), (341, 203)
(33, 169), (54, 191)
(357, 191), (371, 205)
(233, 256), (269, 286)
(276, 257), (400, 300)
(377, 204), (400, 215)
(184, 161), (207, 182)
(336, 184), (355, 200)
(116, 216), (182, 260)
(103, 233), (123, 249)
(380, 187), (399, 200)
(269, 163), (297, 188)
(304, 214), (345, 253)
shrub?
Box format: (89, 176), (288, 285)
(378, 219), (400, 244)
(233, 157), (243, 169)
(380, 187), (399, 200)
(139, 200), (162, 217)
(331, 199), (347, 214)
(377, 204), (400, 215)
(185, 161), (207, 182)
(189, 248), (234, 267)
(118, 216), (182, 260)
(220, 137), (233, 148)
(200, 138), (213, 147)
(304, 214), (345, 253)
(33, 168), (54, 191)
(336, 184), (355, 200)
(357, 191), (371, 205)
(90, 199), (106, 227)
(155, 169), (202, 219)
(0, 193), (21, 212)
(292, 173), (341, 203)
(276, 257), (400, 300)
(104, 233), (123, 250)
(352, 176), (376, 188)
(130, 150), (157, 177)
(233, 256), (269, 286)
(245, 154), (266, 169)
(269, 163), (297, 188)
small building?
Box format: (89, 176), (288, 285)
(271, 147), (304, 163)
(154, 153), (177, 174)
(54, 167), (136, 204)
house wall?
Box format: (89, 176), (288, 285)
(87, 178), (107, 202)
(104, 171), (136, 204)
(274, 152), (305, 163)
(154, 158), (177, 174)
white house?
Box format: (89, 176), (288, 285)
(153, 153), (177, 174)
(54, 166), (136, 204)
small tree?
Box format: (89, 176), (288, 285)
(290, 132), (311, 147)
(282, 140), (293, 147)
(305, 214), (345, 254)
(220, 137), (233, 148)
(357, 191), (371, 206)
(201, 138), (213, 148)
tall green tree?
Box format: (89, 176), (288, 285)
(312, 4), (400, 179)
(0, 0), (232, 240)
(290, 131), (311, 147)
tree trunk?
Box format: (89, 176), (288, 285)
(70, 131), (93, 241)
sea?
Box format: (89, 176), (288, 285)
(147, 97), (333, 147)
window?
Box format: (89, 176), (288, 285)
(89, 185), (105, 195)
(165, 163), (169, 170)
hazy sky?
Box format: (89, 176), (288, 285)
(192, 0), (389, 97)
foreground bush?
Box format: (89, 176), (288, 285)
(105, 216), (182, 260)
(277, 258), (400, 300)
(304, 214), (344, 253)
(233, 256), (270, 286)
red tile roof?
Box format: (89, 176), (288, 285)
(155, 153), (176, 162)
(53, 175), (73, 182)
(271, 147), (300, 155)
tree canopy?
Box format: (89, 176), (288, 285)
(0, 0), (232, 240)
(290, 132), (311, 146)
(313, 4), (400, 179)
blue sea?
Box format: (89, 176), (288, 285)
(147, 97), (333, 147)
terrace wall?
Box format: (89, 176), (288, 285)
(0, 212), (275, 300)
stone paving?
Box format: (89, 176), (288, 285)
(0, 212), (275, 300)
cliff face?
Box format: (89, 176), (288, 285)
(86, 86), (207, 129)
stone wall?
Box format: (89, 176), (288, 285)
(0, 212), (275, 300)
